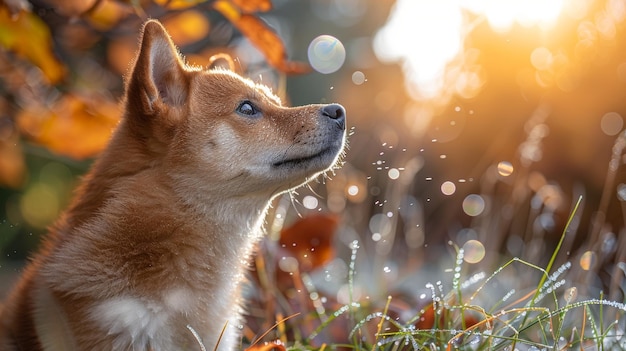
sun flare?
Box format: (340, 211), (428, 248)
(374, 0), (568, 102)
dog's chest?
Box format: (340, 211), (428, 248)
(91, 288), (202, 349)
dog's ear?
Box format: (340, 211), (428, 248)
(127, 20), (188, 117)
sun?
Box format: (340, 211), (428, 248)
(374, 0), (567, 102)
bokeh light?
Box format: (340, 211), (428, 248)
(600, 112), (624, 136)
(462, 194), (486, 217)
(441, 181), (456, 195)
(462, 239), (486, 264)
(388, 168), (400, 180)
(580, 251), (596, 270)
(352, 71), (366, 85)
(302, 195), (319, 210)
(497, 161), (514, 177)
(308, 35), (346, 74)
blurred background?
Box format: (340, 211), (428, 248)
(1, 0), (626, 336)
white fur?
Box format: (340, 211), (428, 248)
(92, 297), (171, 350)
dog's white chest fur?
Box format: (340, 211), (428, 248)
(92, 289), (198, 350)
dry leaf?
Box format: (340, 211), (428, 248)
(279, 214), (339, 271)
(0, 7), (65, 84)
(17, 94), (120, 159)
(213, 0), (309, 74)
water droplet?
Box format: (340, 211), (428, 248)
(497, 161), (514, 177)
(441, 181), (456, 195)
(462, 240), (485, 264)
(308, 35), (346, 74)
(347, 185), (359, 196)
(462, 194), (485, 216)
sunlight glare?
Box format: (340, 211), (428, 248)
(374, 0), (463, 100)
(374, 0), (566, 102)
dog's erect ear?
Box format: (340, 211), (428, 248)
(127, 20), (188, 116)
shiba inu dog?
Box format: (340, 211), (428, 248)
(0, 20), (346, 351)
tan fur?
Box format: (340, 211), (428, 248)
(0, 20), (346, 351)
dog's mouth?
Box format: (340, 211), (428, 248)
(272, 147), (337, 168)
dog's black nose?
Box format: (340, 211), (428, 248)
(322, 103), (346, 130)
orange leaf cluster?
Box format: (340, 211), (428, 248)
(17, 95), (120, 159)
(0, 7), (65, 84)
(213, 0), (309, 74)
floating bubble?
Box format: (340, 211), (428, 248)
(580, 251), (596, 270)
(497, 161), (514, 177)
(462, 240), (485, 264)
(308, 35), (346, 74)
(462, 194), (485, 216)
(601, 112), (624, 136)
(441, 181), (456, 195)
(352, 71), (366, 85)
(302, 195), (319, 209)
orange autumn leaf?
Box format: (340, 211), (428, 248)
(85, 0), (134, 30)
(213, 0), (309, 74)
(0, 7), (65, 84)
(41, 0), (98, 17)
(17, 95), (120, 159)
(162, 11), (211, 47)
(231, 0), (272, 13)
(279, 213), (339, 271)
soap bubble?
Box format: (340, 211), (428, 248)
(308, 35), (346, 74)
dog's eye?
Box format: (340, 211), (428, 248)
(236, 101), (258, 117)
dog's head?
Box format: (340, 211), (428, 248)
(121, 20), (346, 200)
